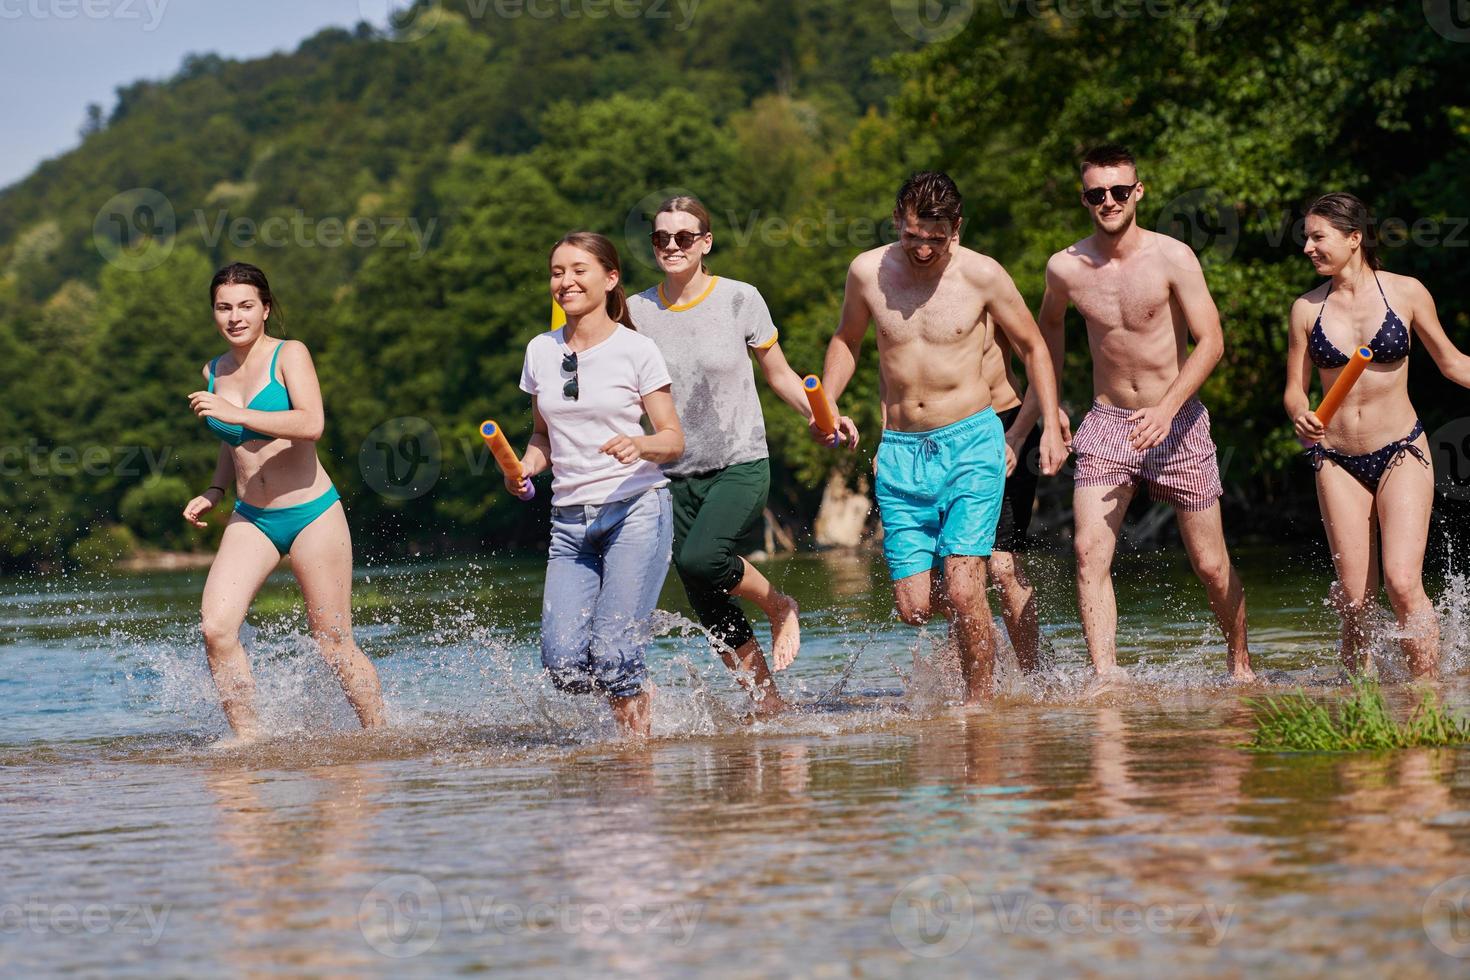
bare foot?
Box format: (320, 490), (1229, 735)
(751, 686), (790, 717)
(1082, 666), (1129, 699)
(768, 595), (801, 672)
(609, 689), (653, 739)
(1224, 667), (1258, 684)
(210, 728), (262, 751)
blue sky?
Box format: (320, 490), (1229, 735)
(0, 0), (408, 190)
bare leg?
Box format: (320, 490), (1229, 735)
(610, 690), (652, 738)
(291, 502), (386, 729)
(1375, 440), (1439, 677)
(716, 638), (789, 715)
(988, 550), (1040, 672)
(1174, 502), (1254, 681)
(1316, 462), (1380, 675)
(730, 558), (800, 672)
(893, 569), (937, 626)
(942, 556), (995, 703)
(1073, 483), (1135, 676)
(199, 517), (284, 740)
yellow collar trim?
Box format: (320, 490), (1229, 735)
(658, 276), (719, 312)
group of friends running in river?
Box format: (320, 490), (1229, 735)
(181, 144), (1470, 740)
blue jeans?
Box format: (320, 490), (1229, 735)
(541, 486), (673, 699)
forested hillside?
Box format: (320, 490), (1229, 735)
(1, 0), (1466, 571)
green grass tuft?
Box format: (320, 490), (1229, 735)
(1244, 679), (1470, 753)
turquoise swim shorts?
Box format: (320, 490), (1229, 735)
(873, 408), (1007, 581)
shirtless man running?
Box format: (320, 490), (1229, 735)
(823, 172), (1066, 702)
(1037, 144), (1254, 683)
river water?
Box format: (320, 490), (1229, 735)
(3, 546), (1470, 976)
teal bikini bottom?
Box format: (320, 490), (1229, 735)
(234, 486), (341, 554)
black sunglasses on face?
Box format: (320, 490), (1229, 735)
(561, 350), (579, 401)
(1082, 183), (1140, 206)
(650, 230), (704, 250)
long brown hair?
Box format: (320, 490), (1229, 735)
(548, 232), (637, 330)
(1306, 192), (1382, 271)
(655, 195), (712, 275)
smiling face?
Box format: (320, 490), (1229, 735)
(1303, 213), (1360, 276)
(893, 210), (960, 270)
(550, 244), (617, 318)
(212, 283), (269, 346)
(1080, 163), (1142, 236)
(652, 209), (711, 277)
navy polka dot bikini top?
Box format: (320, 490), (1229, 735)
(1307, 273), (1411, 369)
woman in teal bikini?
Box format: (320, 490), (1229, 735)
(183, 262), (385, 742)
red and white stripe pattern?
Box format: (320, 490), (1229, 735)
(1072, 398), (1223, 511)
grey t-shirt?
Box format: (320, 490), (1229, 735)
(628, 277), (778, 478)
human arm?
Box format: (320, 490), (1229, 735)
(503, 398), (553, 497)
(986, 263), (1066, 475)
(1013, 259), (1074, 449)
(601, 387), (684, 464)
(753, 340), (860, 449)
(820, 262), (873, 408)
(182, 444), (236, 528)
(187, 341), (326, 441)
(1407, 277), (1470, 388)
(1284, 297), (1325, 444)
(1130, 244), (1224, 450)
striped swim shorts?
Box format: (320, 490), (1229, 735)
(1071, 398), (1223, 511)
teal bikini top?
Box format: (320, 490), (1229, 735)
(206, 342), (292, 446)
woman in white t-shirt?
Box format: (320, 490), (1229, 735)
(508, 232), (684, 737)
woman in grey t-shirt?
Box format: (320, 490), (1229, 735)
(628, 196), (858, 715)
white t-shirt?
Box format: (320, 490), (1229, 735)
(519, 325), (673, 507)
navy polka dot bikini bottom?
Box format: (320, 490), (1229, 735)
(1305, 420), (1428, 490)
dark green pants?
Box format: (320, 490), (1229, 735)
(670, 458), (770, 651)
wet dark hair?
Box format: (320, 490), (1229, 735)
(895, 171), (964, 227)
(1080, 143), (1138, 178)
(548, 232), (638, 331)
(1306, 192), (1382, 271)
(209, 262), (282, 325)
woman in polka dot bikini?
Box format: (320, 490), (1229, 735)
(1285, 192), (1470, 678)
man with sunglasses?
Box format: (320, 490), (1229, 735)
(1036, 143), (1255, 686)
(823, 172), (1066, 704)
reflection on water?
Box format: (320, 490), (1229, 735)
(2, 548), (1470, 974)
